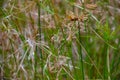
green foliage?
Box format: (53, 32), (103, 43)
(0, 0), (120, 80)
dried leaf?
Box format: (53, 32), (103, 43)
(86, 4), (97, 10)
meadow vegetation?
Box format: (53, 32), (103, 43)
(0, 0), (120, 80)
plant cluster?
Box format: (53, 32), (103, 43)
(0, 0), (120, 80)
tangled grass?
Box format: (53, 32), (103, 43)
(0, 0), (120, 80)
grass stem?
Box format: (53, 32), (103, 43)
(78, 21), (84, 80)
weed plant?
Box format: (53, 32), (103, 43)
(0, 0), (120, 80)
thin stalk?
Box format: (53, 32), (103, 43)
(78, 21), (84, 80)
(107, 47), (111, 80)
(38, 0), (43, 78)
(102, 43), (109, 79)
(35, 1), (43, 79)
(34, 47), (37, 80)
(37, 0), (41, 41)
(9, 38), (17, 67)
(71, 5), (80, 80)
(68, 41), (79, 80)
(77, 1), (85, 79)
